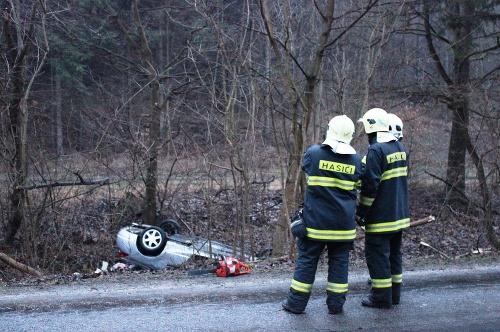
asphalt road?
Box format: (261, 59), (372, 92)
(0, 264), (499, 332)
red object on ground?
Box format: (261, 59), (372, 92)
(215, 257), (251, 277)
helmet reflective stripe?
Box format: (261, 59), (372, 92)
(358, 108), (390, 133)
(388, 113), (403, 139)
(324, 115), (355, 144)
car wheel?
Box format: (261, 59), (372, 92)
(136, 226), (167, 256)
(158, 218), (181, 235)
(257, 247), (273, 259)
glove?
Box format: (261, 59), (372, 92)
(355, 214), (365, 227)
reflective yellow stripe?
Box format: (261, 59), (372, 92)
(291, 279), (313, 293)
(371, 278), (392, 288)
(307, 176), (357, 191)
(381, 166), (407, 181)
(326, 282), (348, 293)
(306, 228), (356, 241)
(359, 195), (374, 207)
(365, 218), (410, 233)
(386, 152), (406, 163)
(392, 274), (402, 283)
(319, 160), (356, 174)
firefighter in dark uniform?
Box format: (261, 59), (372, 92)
(356, 108), (410, 309)
(388, 113), (404, 142)
(282, 115), (362, 315)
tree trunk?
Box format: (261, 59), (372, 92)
(6, 96), (28, 245)
(464, 130), (499, 249)
(424, 0), (472, 205)
(55, 75), (64, 158)
(444, 1), (472, 205)
(5, 67), (27, 244)
(260, 0), (336, 256)
(4, 1), (48, 245)
(105, 0), (161, 224)
(144, 80), (160, 224)
(445, 104), (468, 203)
(4, 1), (30, 244)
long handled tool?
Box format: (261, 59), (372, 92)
(356, 215), (435, 240)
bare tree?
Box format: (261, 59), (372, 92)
(257, 0), (379, 256)
(418, 0), (500, 247)
(185, 0), (275, 257)
(88, 0), (190, 224)
(2, 0), (49, 244)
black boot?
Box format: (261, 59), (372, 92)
(392, 283), (401, 305)
(361, 297), (392, 309)
(361, 288), (392, 309)
(326, 291), (346, 314)
(281, 299), (304, 314)
(282, 289), (309, 314)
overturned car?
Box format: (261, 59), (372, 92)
(116, 219), (271, 270)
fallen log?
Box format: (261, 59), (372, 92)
(356, 215), (435, 240)
(0, 252), (44, 278)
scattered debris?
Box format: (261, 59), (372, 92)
(215, 257), (250, 277)
(111, 262), (128, 271)
(455, 247), (493, 258)
(101, 261), (109, 273)
(420, 241), (451, 259)
(473, 248), (493, 255)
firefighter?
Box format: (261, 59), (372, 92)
(360, 111), (404, 177)
(359, 112), (404, 187)
(356, 108), (410, 309)
(388, 113), (403, 141)
(282, 115), (362, 315)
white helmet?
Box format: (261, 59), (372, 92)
(358, 108), (390, 134)
(323, 115), (355, 145)
(388, 113), (403, 140)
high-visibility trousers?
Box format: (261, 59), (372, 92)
(365, 231), (403, 303)
(287, 238), (353, 310)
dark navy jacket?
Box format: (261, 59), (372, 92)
(358, 140), (410, 234)
(301, 145), (362, 242)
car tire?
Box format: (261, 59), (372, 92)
(158, 218), (182, 235)
(257, 247), (273, 259)
(136, 226), (167, 256)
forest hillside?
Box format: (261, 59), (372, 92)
(1, 1), (498, 283)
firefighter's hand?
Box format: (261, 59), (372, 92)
(355, 214), (365, 227)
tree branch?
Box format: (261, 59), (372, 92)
(423, 1), (453, 86)
(15, 177), (112, 190)
(0, 252), (43, 277)
(324, 0), (379, 49)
